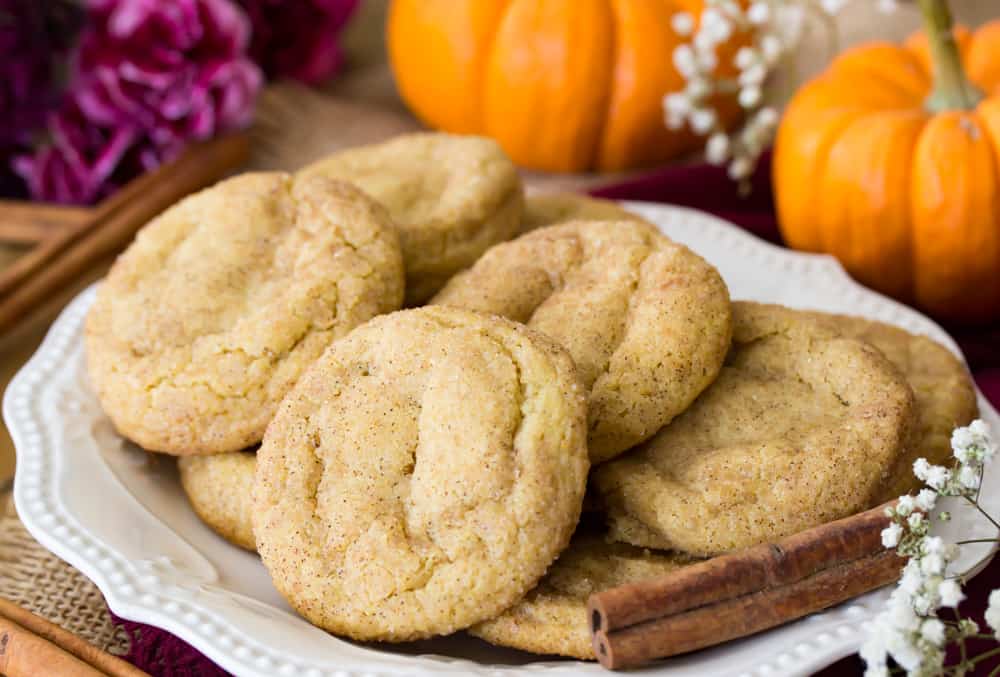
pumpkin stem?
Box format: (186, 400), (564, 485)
(917, 0), (983, 112)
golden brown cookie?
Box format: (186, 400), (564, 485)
(804, 312), (978, 501)
(469, 534), (692, 659)
(521, 193), (642, 233)
(253, 306), (589, 642)
(431, 219), (732, 464)
(593, 302), (917, 556)
(178, 451), (257, 551)
(86, 173), (404, 455)
(299, 133), (523, 304)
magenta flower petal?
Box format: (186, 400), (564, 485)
(16, 0), (259, 204)
(237, 0), (358, 85)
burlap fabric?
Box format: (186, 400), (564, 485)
(0, 488), (131, 655)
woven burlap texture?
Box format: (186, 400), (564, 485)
(0, 489), (131, 655)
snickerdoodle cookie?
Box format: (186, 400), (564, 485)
(521, 193), (642, 233)
(431, 219), (731, 464)
(86, 172), (404, 455)
(178, 451), (257, 551)
(469, 534), (692, 659)
(593, 302), (917, 556)
(299, 133), (523, 304)
(253, 306), (589, 641)
(805, 312), (977, 501)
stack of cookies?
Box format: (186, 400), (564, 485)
(84, 132), (979, 660)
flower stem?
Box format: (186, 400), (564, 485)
(963, 494), (1000, 531)
(969, 646), (1000, 665)
(955, 538), (1000, 546)
(916, 0), (983, 112)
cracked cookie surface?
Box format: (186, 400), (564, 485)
(299, 133), (523, 305)
(252, 306), (589, 641)
(593, 302), (917, 556)
(520, 193), (643, 234)
(85, 172), (404, 455)
(804, 312), (978, 501)
(178, 451), (258, 551)
(470, 534), (692, 659)
(431, 219), (732, 464)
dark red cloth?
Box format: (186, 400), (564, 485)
(109, 156), (1000, 675)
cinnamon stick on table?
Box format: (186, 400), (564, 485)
(0, 597), (150, 677)
(0, 133), (249, 336)
(0, 201), (92, 246)
(588, 501), (905, 670)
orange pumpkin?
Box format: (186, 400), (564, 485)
(387, 0), (740, 173)
(774, 14), (1000, 324)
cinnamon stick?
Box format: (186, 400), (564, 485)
(0, 133), (249, 336)
(0, 201), (92, 245)
(588, 501), (904, 670)
(591, 549), (903, 670)
(0, 150), (175, 300)
(0, 597), (149, 677)
(0, 614), (107, 677)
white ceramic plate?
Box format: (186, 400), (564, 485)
(6, 203), (999, 677)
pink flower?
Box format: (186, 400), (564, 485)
(73, 0), (262, 158)
(16, 0), (261, 203)
(1, 0), (83, 197)
(238, 0), (358, 85)
(13, 97), (163, 204)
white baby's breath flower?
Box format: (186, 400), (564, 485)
(915, 489), (937, 512)
(754, 106), (779, 129)
(727, 156), (753, 180)
(887, 631), (923, 672)
(760, 35), (783, 65)
(898, 562), (922, 596)
(938, 579), (965, 608)
(919, 553), (945, 577)
(734, 46), (757, 70)
(700, 8), (731, 40)
(986, 589), (1000, 639)
(820, 0), (848, 13)
(907, 512), (924, 530)
(896, 494), (916, 516)
(958, 464), (981, 490)
(690, 108), (717, 134)
(706, 133), (730, 164)
(923, 536), (945, 554)
(877, 0), (898, 13)
(920, 618), (946, 646)
(913, 458), (932, 481)
(695, 46), (719, 72)
(914, 458), (951, 490)
(685, 77), (711, 100)
(671, 11), (695, 36)
(958, 618), (980, 637)
(738, 86), (762, 108)
(739, 63), (768, 87)
(673, 44), (698, 78)
(747, 1), (770, 25)
(881, 522), (902, 548)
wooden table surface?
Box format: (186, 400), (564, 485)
(1, 0), (993, 486)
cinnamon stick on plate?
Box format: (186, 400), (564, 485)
(588, 501), (905, 670)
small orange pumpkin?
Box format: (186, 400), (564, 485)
(774, 10), (1000, 323)
(387, 0), (740, 173)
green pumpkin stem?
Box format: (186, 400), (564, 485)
(918, 0), (983, 112)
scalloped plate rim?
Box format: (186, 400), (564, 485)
(6, 201), (998, 677)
